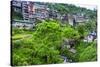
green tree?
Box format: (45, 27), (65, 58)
(85, 21), (96, 32)
(79, 43), (97, 62)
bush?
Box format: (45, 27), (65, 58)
(79, 44), (97, 62)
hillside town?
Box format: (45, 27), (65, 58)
(11, 0), (89, 29)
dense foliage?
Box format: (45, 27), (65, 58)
(12, 20), (97, 66)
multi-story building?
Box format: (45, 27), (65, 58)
(33, 2), (49, 20)
(22, 2), (49, 21)
(22, 1), (30, 21)
(49, 10), (58, 19)
(12, 1), (49, 29)
(12, 1), (35, 29)
(67, 13), (89, 26)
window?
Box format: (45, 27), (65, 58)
(24, 9), (28, 13)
